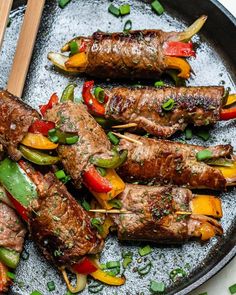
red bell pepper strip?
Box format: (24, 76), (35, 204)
(72, 257), (98, 274)
(79, 40), (87, 52)
(220, 107), (236, 120)
(82, 81), (105, 116)
(83, 166), (112, 193)
(6, 192), (28, 222)
(28, 120), (55, 136)
(39, 93), (59, 116)
(163, 41), (196, 57)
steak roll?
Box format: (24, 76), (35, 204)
(112, 184), (223, 243)
(118, 133), (235, 190)
(0, 90), (40, 161)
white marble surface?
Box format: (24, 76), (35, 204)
(191, 1), (236, 295)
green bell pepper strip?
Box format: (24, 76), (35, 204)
(60, 83), (76, 102)
(90, 149), (128, 169)
(19, 145), (59, 166)
(0, 158), (37, 207)
(0, 247), (20, 269)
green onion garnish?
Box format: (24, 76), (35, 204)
(137, 261), (152, 275)
(151, 0), (165, 15)
(123, 20), (132, 32)
(229, 284), (236, 294)
(65, 135), (79, 145)
(138, 245), (152, 256)
(47, 281), (55, 292)
(96, 167), (107, 177)
(108, 198), (122, 209)
(123, 256), (132, 268)
(106, 261), (120, 269)
(81, 199), (91, 211)
(184, 127), (193, 140)
(107, 131), (120, 145)
(55, 170), (66, 180)
(120, 4), (131, 16)
(108, 4), (120, 17)
(150, 280), (165, 293)
(69, 41), (78, 55)
(7, 271), (15, 280)
(94, 87), (105, 103)
(48, 128), (56, 136)
(88, 282), (104, 293)
(91, 218), (103, 233)
(30, 291), (43, 295)
(195, 129), (210, 141)
(161, 98), (175, 111)
(58, 0), (71, 9)
(154, 81), (165, 87)
(196, 149), (213, 161)
(48, 134), (59, 143)
(169, 268), (186, 281)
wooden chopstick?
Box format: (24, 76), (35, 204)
(0, 0), (13, 50)
(7, 0), (45, 97)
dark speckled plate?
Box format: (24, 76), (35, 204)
(0, 0), (235, 294)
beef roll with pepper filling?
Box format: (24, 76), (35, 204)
(48, 16), (208, 80)
(0, 196), (26, 293)
(111, 184), (223, 243)
(117, 133), (236, 190)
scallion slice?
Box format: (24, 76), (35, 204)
(195, 129), (210, 141)
(94, 87), (105, 103)
(196, 149), (213, 161)
(30, 291), (43, 295)
(161, 98), (175, 111)
(96, 167), (107, 177)
(229, 283), (236, 294)
(150, 280), (165, 293)
(184, 127), (193, 140)
(151, 0), (165, 15)
(138, 245), (152, 256)
(69, 41), (78, 55)
(65, 135), (79, 145)
(123, 256), (132, 268)
(107, 131), (120, 145)
(58, 0), (71, 9)
(81, 199), (91, 211)
(91, 218), (103, 233)
(137, 261), (152, 275)
(154, 81), (164, 87)
(169, 268), (186, 281)
(123, 19), (132, 32)
(47, 281), (55, 292)
(108, 198), (122, 209)
(108, 4), (120, 17)
(106, 261), (120, 269)
(7, 271), (15, 280)
(120, 4), (130, 16)
(55, 170), (66, 180)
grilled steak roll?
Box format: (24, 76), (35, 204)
(118, 133), (233, 190)
(45, 101), (112, 187)
(112, 184), (223, 243)
(104, 86), (224, 138)
(29, 172), (104, 267)
(0, 90), (40, 160)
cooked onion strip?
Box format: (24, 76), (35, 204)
(61, 268), (87, 293)
(47, 52), (80, 73)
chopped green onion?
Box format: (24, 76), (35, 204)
(100, 263), (107, 270)
(91, 218), (103, 233)
(7, 271), (15, 280)
(81, 199), (91, 211)
(196, 149), (213, 161)
(30, 291), (43, 295)
(107, 131), (120, 145)
(195, 129), (210, 141)
(105, 267), (120, 276)
(106, 261), (120, 269)
(65, 135), (79, 145)
(120, 4), (130, 16)
(55, 170), (66, 180)
(123, 256), (132, 268)
(184, 127), (193, 140)
(61, 175), (71, 184)
(150, 280), (165, 293)
(108, 4), (120, 17)
(58, 0), (71, 9)
(154, 81), (165, 87)
(96, 167), (107, 177)
(47, 281), (55, 292)
(169, 268), (186, 281)
(69, 41), (78, 55)
(48, 134), (59, 143)
(151, 0), (165, 15)
(137, 261), (152, 275)
(138, 245), (152, 256)
(88, 282), (104, 293)
(94, 87), (105, 103)
(123, 20), (132, 32)
(229, 284), (236, 294)
(108, 198), (122, 209)
(48, 128), (56, 136)
(161, 98), (175, 111)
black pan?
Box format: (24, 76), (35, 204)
(0, 0), (235, 294)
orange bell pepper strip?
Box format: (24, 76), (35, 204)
(65, 52), (88, 68)
(199, 222), (217, 241)
(224, 94), (236, 107)
(21, 133), (58, 150)
(190, 195), (222, 218)
(90, 269), (125, 286)
(164, 56), (191, 79)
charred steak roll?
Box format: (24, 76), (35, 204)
(0, 90), (40, 160)
(118, 133), (234, 190)
(45, 101), (112, 187)
(112, 184), (223, 243)
(104, 86), (224, 138)
(29, 172), (104, 267)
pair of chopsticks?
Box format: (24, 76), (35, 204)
(0, 0), (45, 97)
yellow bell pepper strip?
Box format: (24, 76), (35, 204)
(47, 52), (80, 73)
(90, 269), (125, 286)
(0, 262), (11, 293)
(216, 161), (236, 185)
(199, 222), (217, 241)
(224, 94), (236, 107)
(190, 195), (222, 218)
(100, 216), (114, 238)
(19, 145), (60, 166)
(61, 268), (87, 293)
(65, 52), (88, 69)
(164, 56), (191, 79)
(21, 133), (58, 150)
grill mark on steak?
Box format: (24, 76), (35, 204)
(29, 172), (104, 267)
(105, 86), (224, 137)
(0, 90), (40, 160)
(118, 133), (232, 190)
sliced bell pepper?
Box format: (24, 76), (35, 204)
(7, 192), (29, 222)
(72, 257), (98, 275)
(190, 195), (222, 218)
(164, 56), (191, 79)
(65, 52), (88, 68)
(216, 161), (236, 184)
(100, 216), (114, 238)
(83, 166), (112, 193)
(61, 83), (76, 102)
(199, 222), (217, 241)
(225, 94), (236, 107)
(90, 149), (128, 169)
(220, 107), (236, 120)
(82, 81), (105, 116)
(19, 145), (59, 166)
(0, 262), (11, 293)
(0, 247), (20, 269)
(21, 133), (58, 150)
(90, 269), (125, 286)
(28, 120), (55, 136)
(163, 41), (195, 57)
(39, 93), (59, 116)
